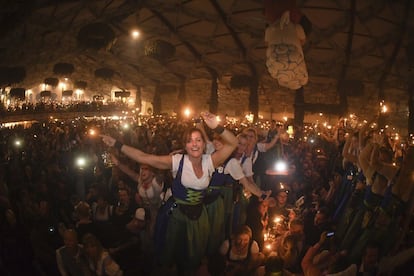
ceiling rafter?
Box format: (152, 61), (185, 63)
(55, 3), (87, 47)
(125, 63), (159, 85)
(127, 24), (242, 58)
(145, 4), (219, 82)
(207, 1), (246, 56)
(337, 0), (356, 112)
(208, 0), (256, 76)
(145, 1), (219, 23)
(303, 0), (387, 50)
(377, 0), (411, 99)
(98, 0), (116, 18)
(38, 2), (82, 29)
(357, 0), (388, 22)
(304, 20), (349, 51)
(304, 28), (401, 78)
(26, 0), (138, 32)
(145, 1), (265, 39)
(146, 7), (201, 61)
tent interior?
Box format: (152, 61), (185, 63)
(0, 0), (413, 134)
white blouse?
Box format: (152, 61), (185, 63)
(137, 177), (163, 205)
(223, 158), (245, 181)
(171, 154), (214, 190)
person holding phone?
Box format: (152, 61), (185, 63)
(304, 206), (333, 248)
(301, 231), (348, 276)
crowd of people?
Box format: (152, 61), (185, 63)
(0, 111), (413, 276)
(0, 100), (128, 115)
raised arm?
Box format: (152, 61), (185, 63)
(320, 126), (336, 143)
(225, 158), (270, 199)
(369, 143), (399, 182)
(359, 116), (378, 149)
(359, 142), (375, 184)
(110, 154), (139, 182)
(101, 135), (172, 170)
(261, 133), (280, 152)
(196, 120), (215, 154)
(342, 132), (358, 165)
(195, 120), (211, 143)
(201, 111), (238, 168)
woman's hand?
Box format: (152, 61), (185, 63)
(200, 111), (219, 129)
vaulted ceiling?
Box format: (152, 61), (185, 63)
(1, 0), (413, 131)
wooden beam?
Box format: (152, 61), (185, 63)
(336, 0), (357, 115)
(208, 0), (257, 76)
(209, 0), (258, 120)
(148, 8), (202, 62)
(378, 0), (411, 100)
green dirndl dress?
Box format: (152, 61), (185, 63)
(205, 190), (225, 255)
(161, 201), (210, 270)
(157, 155), (210, 271)
(204, 160), (235, 255)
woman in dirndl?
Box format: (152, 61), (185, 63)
(101, 112), (237, 274)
